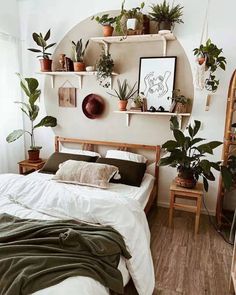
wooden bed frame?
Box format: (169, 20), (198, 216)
(55, 136), (161, 214)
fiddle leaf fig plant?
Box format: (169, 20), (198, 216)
(6, 74), (57, 150)
(159, 120), (233, 191)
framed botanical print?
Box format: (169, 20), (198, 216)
(138, 56), (177, 111)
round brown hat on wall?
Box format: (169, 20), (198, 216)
(82, 94), (105, 119)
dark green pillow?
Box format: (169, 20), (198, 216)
(96, 158), (146, 187)
(39, 152), (98, 174)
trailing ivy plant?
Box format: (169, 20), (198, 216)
(159, 120), (232, 191)
(96, 50), (114, 88)
(193, 38), (226, 92)
(6, 74), (57, 150)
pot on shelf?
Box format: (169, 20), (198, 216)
(103, 25), (114, 37)
(126, 18), (138, 31)
(175, 168), (196, 189)
(175, 102), (187, 113)
(28, 149), (41, 163)
(39, 59), (52, 72)
(158, 21), (172, 34)
(118, 100), (128, 111)
(73, 62), (85, 72)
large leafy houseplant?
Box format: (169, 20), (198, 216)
(71, 39), (89, 71)
(149, 0), (184, 32)
(6, 74), (57, 161)
(28, 29), (56, 72)
(159, 120), (232, 191)
(193, 38), (227, 92)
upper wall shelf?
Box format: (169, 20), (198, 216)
(90, 33), (176, 56)
(114, 110), (190, 127)
(36, 71), (119, 89)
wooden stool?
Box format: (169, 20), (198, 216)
(169, 180), (204, 235)
(18, 159), (46, 175)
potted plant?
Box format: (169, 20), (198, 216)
(28, 29), (56, 72)
(96, 50), (114, 88)
(148, 0), (183, 33)
(193, 39), (227, 92)
(6, 74), (57, 162)
(131, 93), (143, 108)
(108, 79), (137, 111)
(168, 89), (190, 113)
(159, 120), (233, 191)
(91, 14), (117, 37)
(72, 39), (89, 72)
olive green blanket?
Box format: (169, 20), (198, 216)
(0, 213), (131, 295)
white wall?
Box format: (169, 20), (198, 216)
(0, 0), (20, 36)
(18, 0), (236, 213)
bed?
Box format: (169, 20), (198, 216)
(0, 137), (161, 295)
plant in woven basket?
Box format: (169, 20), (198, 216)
(193, 38), (226, 92)
(159, 120), (232, 191)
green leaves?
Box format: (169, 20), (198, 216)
(162, 140), (179, 151)
(173, 129), (185, 146)
(221, 165), (233, 190)
(108, 79), (137, 100)
(34, 116), (57, 129)
(6, 129), (25, 143)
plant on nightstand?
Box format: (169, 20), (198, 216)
(6, 74), (57, 162)
(159, 120), (233, 191)
(91, 14), (117, 37)
(72, 39), (89, 72)
(108, 79), (137, 111)
(27, 29), (56, 72)
(149, 0), (183, 33)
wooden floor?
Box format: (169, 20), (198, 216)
(125, 206), (233, 295)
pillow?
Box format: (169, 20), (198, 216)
(52, 160), (119, 189)
(39, 152), (98, 174)
(60, 146), (101, 158)
(105, 150), (147, 163)
(96, 157), (146, 187)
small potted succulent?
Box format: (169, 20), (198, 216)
(92, 14), (117, 37)
(28, 29), (56, 72)
(193, 38), (226, 92)
(6, 74), (57, 162)
(108, 79), (137, 111)
(72, 39), (89, 72)
(149, 0), (183, 33)
(168, 89), (190, 113)
(96, 50), (114, 88)
(159, 120), (233, 191)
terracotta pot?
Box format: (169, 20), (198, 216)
(118, 100), (128, 111)
(175, 102), (187, 113)
(39, 59), (52, 72)
(103, 25), (114, 37)
(28, 149), (40, 163)
(158, 21), (171, 33)
(73, 62), (85, 72)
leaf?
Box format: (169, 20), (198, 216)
(44, 29), (51, 41)
(203, 171), (215, 181)
(193, 120), (201, 136)
(190, 137), (205, 146)
(27, 48), (42, 53)
(29, 90), (41, 106)
(208, 141), (222, 150)
(162, 140), (179, 150)
(197, 143), (213, 154)
(159, 156), (175, 166)
(170, 116), (179, 130)
(188, 124), (193, 137)
(6, 129), (25, 143)
(199, 159), (211, 174)
(34, 116), (57, 129)
(210, 162), (221, 171)
(203, 176), (209, 192)
(25, 78), (39, 94)
(30, 105), (39, 121)
(173, 129), (185, 146)
(221, 166), (233, 190)
(45, 43), (56, 50)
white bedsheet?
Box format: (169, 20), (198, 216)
(0, 173), (155, 295)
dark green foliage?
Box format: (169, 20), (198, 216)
(6, 74), (57, 149)
(159, 120), (233, 191)
(96, 51), (114, 88)
(28, 29), (56, 59)
(72, 39), (89, 62)
(193, 38), (226, 92)
(91, 14), (117, 26)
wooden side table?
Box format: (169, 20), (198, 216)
(18, 159), (46, 175)
(169, 180), (204, 235)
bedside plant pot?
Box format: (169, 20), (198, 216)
(73, 62), (85, 72)
(28, 149), (40, 163)
(103, 25), (114, 37)
(118, 100), (128, 111)
(175, 176), (196, 189)
(158, 21), (171, 34)
(127, 18), (138, 30)
(39, 59), (52, 72)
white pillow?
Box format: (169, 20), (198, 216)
(60, 146), (101, 158)
(106, 150), (147, 163)
(53, 160), (119, 189)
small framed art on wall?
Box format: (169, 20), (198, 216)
(138, 56), (177, 111)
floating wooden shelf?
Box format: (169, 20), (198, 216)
(114, 111), (191, 127)
(91, 33), (176, 56)
(36, 71), (119, 89)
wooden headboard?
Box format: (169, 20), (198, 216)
(55, 136), (161, 213)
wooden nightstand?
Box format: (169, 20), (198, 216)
(169, 180), (204, 235)
(18, 159), (46, 175)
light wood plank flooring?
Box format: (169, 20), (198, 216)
(125, 206), (233, 295)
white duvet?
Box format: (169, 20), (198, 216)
(0, 173), (155, 295)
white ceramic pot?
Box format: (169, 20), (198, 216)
(126, 18), (138, 30)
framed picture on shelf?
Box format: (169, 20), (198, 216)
(138, 56), (177, 111)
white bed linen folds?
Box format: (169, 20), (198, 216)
(0, 174), (155, 295)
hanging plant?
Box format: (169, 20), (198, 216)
(96, 50), (114, 88)
(193, 38), (226, 92)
